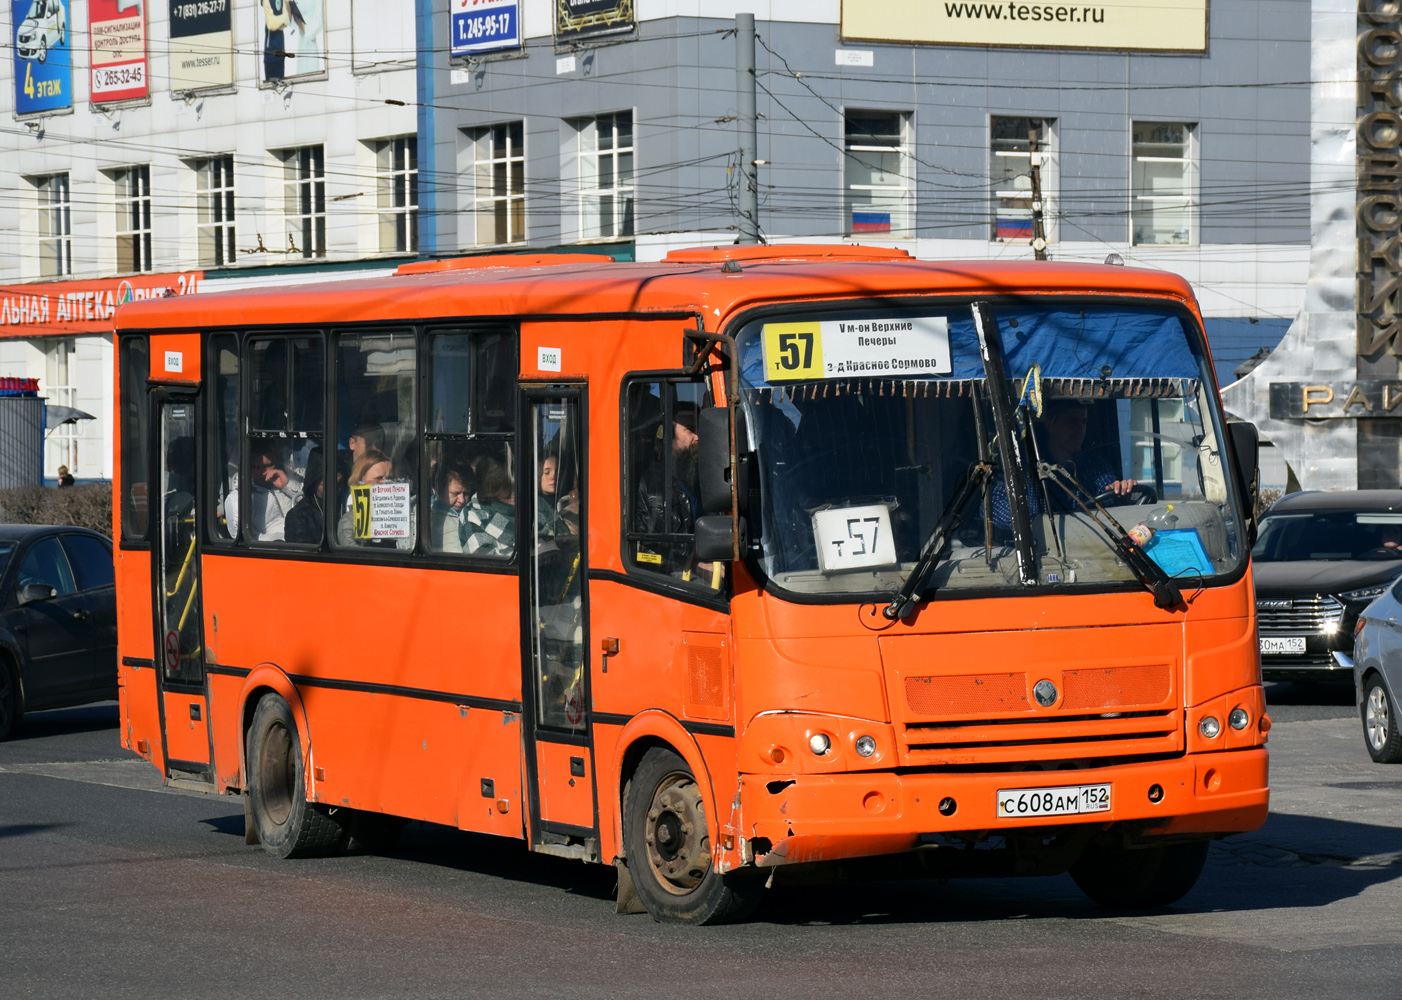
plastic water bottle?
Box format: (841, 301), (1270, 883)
(1129, 503), (1178, 547)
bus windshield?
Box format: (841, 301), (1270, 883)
(736, 299), (1245, 600)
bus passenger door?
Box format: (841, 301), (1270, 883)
(153, 395), (213, 785)
(520, 387), (598, 853)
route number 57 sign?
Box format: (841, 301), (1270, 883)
(812, 504), (898, 573)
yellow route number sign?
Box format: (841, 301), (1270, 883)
(763, 322), (825, 381)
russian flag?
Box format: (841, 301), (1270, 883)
(852, 211), (891, 234)
(996, 218), (1034, 239)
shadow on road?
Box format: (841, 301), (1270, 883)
(11, 702), (119, 741)
(190, 804), (1402, 926)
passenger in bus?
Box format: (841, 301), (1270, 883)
(225, 443), (304, 542)
(430, 464), (471, 553)
(284, 447), (326, 545)
(538, 452), (579, 538)
(348, 421), (385, 464)
(463, 457), (516, 557)
(991, 399), (1136, 527)
(335, 448), (392, 547)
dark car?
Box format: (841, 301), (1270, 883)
(1252, 490), (1402, 682)
(0, 525), (117, 739)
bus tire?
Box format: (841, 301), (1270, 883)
(1070, 839), (1209, 909)
(246, 693), (344, 859)
(622, 747), (764, 924)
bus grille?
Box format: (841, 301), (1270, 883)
(901, 710), (1182, 766)
(1256, 595), (1343, 634)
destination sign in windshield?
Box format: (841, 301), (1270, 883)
(761, 316), (951, 382)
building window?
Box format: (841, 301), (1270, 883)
(572, 112), (633, 240)
(990, 117), (1055, 243)
(279, 146), (326, 258)
(45, 338), (77, 477)
(115, 165), (153, 273)
(467, 122), (525, 245)
(844, 111), (911, 238)
(1132, 122), (1197, 246)
(374, 136), (418, 253)
(36, 174), (72, 277)
(195, 155), (236, 267)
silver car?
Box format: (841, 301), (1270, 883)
(1352, 579), (1402, 762)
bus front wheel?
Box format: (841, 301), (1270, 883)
(622, 747), (763, 924)
(246, 693), (345, 858)
(1070, 839), (1208, 909)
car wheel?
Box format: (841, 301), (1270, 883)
(38, 37), (46, 63)
(622, 747), (764, 924)
(246, 693), (345, 858)
(0, 663), (20, 741)
(1070, 840), (1208, 909)
(1363, 675), (1402, 764)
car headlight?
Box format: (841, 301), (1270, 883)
(1340, 584), (1390, 603)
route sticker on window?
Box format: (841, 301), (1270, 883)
(352, 481), (412, 540)
(761, 317), (951, 383)
(812, 504), (898, 572)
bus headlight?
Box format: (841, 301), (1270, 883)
(1199, 716), (1222, 739)
(808, 733), (831, 756)
(1229, 708), (1250, 731)
(854, 735), (877, 758)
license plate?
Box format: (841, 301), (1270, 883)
(996, 783), (1111, 819)
(1261, 636), (1306, 655)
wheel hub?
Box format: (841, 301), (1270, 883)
(1367, 686), (1390, 751)
(643, 772), (711, 895)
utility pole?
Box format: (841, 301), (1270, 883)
(736, 13), (759, 244)
(1028, 126), (1048, 260)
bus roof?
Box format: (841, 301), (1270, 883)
(113, 247), (1199, 332)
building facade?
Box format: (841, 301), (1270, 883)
(425, 0), (1310, 395)
(0, 0), (418, 480)
(1, 0), (1326, 486)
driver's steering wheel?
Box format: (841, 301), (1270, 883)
(1093, 484), (1158, 506)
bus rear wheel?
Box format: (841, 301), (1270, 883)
(246, 693), (344, 858)
(622, 747), (763, 924)
(1070, 839), (1208, 909)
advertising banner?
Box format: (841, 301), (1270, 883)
(554, 0), (632, 43)
(451, 0), (520, 58)
(89, 0), (148, 103)
(841, 0), (1208, 52)
(0, 272), (203, 338)
(257, 0), (326, 84)
(12, 0), (72, 115)
(169, 0), (233, 90)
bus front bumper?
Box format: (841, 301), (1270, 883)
(734, 748), (1268, 869)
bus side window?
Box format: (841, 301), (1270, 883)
(624, 378), (722, 592)
(119, 336), (149, 543)
(208, 334), (239, 545)
(332, 330), (418, 553)
(424, 329), (517, 558)
(232, 335), (324, 545)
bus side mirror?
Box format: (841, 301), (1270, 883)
(1228, 421), (1260, 540)
(695, 515), (747, 562)
(698, 406), (748, 513)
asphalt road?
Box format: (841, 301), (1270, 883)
(1, 686), (1398, 999)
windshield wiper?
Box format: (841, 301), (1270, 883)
(884, 462), (994, 621)
(1037, 462), (1183, 610)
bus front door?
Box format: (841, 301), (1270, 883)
(520, 388), (598, 854)
(153, 395), (213, 786)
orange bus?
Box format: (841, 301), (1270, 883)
(114, 246), (1268, 923)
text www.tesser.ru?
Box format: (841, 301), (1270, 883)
(943, 3), (1106, 22)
